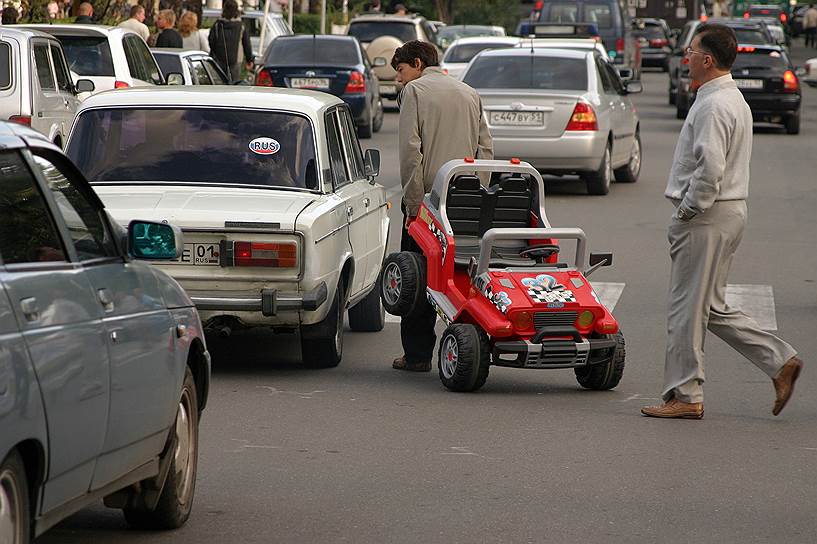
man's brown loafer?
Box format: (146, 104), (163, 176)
(392, 356), (432, 372)
(641, 398), (704, 419)
(772, 356), (803, 416)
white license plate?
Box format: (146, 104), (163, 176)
(291, 77), (329, 89)
(734, 79), (763, 89)
(178, 243), (220, 266)
(380, 84), (397, 95)
(489, 111), (545, 126)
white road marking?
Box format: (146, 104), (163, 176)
(226, 439), (281, 453)
(257, 386), (327, 398)
(385, 313), (401, 323)
(591, 282), (626, 312)
(725, 284), (778, 331)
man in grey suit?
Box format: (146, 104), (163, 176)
(641, 23), (803, 420)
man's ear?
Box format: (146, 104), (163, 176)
(412, 58), (423, 70)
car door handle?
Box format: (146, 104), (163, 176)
(346, 206), (354, 217)
(97, 288), (114, 313)
(363, 198), (370, 207)
(19, 297), (39, 322)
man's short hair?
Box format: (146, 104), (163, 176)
(158, 8), (176, 26)
(694, 23), (737, 70)
(391, 40), (438, 70)
(130, 4), (144, 17)
(78, 2), (93, 15)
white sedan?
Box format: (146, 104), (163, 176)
(440, 36), (520, 79)
(65, 87), (389, 367)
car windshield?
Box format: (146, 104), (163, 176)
(463, 55), (587, 90)
(443, 42), (515, 63)
(0, 42), (10, 89)
(733, 28), (771, 44)
(348, 21), (416, 43)
(265, 38), (359, 65)
(438, 26), (503, 42)
(733, 49), (789, 69)
(67, 108), (319, 190)
(541, 2), (615, 28)
(56, 35), (115, 77)
(633, 25), (666, 39)
(153, 54), (183, 78)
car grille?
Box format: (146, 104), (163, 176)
(533, 311), (577, 329)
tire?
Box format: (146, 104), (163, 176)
(348, 284), (385, 332)
(123, 367), (199, 529)
(669, 87), (676, 105)
(583, 143), (612, 196)
(574, 332), (625, 390)
(614, 130), (641, 183)
(0, 450), (30, 544)
(438, 324), (490, 392)
(372, 98), (384, 133)
(301, 282), (345, 368)
(379, 251), (426, 317)
(357, 108), (373, 139)
(662, 59), (669, 73)
(676, 95), (688, 119)
(785, 114), (800, 135)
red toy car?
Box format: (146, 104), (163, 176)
(380, 159), (625, 392)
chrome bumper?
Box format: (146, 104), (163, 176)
(190, 282), (327, 317)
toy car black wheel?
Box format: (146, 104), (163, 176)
(379, 252), (426, 317)
(574, 332), (625, 390)
(438, 324), (490, 392)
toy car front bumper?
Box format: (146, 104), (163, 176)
(492, 334), (617, 369)
(189, 282), (327, 317)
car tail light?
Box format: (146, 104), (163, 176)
(233, 241), (297, 268)
(442, 68), (449, 75)
(114, 80), (130, 89)
(255, 69), (274, 87)
(700, 14), (708, 21)
(345, 71), (365, 93)
(616, 38), (625, 56)
(743, 11), (750, 18)
(565, 101), (598, 131)
(738, 46), (756, 53)
(780, 13), (787, 23)
(649, 38), (669, 47)
(8, 115), (31, 126)
(535, 0), (543, 9)
(783, 70), (799, 92)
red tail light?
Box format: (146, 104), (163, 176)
(743, 11), (750, 18)
(615, 38), (625, 55)
(535, 0), (543, 9)
(565, 101), (598, 131)
(738, 46), (756, 52)
(114, 80), (130, 89)
(234, 241), (297, 268)
(780, 13), (787, 23)
(783, 70), (799, 92)
(255, 69), (274, 87)
(9, 115), (31, 126)
(344, 71), (366, 93)
(700, 14), (708, 21)
(649, 38), (669, 47)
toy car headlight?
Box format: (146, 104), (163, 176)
(510, 311), (533, 331)
(576, 310), (595, 328)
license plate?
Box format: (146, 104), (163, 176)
(489, 111), (544, 126)
(291, 77), (329, 89)
(734, 79), (763, 89)
(380, 84), (397, 95)
(178, 243), (220, 266)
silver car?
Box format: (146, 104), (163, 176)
(0, 122), (210, 542)
(151, 48), (230, 85)
(462, 47), (643, 195)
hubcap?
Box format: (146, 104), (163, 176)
(0, 469), (21, 544)
(382, 262), (402, 306)
(173, 392), (195, 503)
(603, 148), (612, 187)
(334, 294), (343, 353)
(440, 334), (458, 379)
(630, 137), (641, 176)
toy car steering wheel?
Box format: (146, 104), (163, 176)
(519, 244), (560, 262)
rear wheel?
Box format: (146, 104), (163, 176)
(584, 143), (612, 195)
(0, 450), (29, 544)
(301, 282), (345, 367)
(574, 332), (625, 390)
(372, 98), (384, 133)
(379, 252), (425, 317)
(357, 112), (373, 139)
(676, 94), (689, 119)
(348, 285), (385, 332)
(785, 114), (800, 135)
(614, 130), (641, 183)
(438, 324), (490, 392)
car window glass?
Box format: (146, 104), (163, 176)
(58, 36), (115, 76)
(0, 42), (11, 90)
(596, 59), (614, 93)
(347, 21), (417, 43)
(33, 43), (55, 91)
(584, 3), (613, 28)
(444, 43), (514, 64)
(0, 151), (66, 264)
(544, 3), (578, 23)
(734, 29), (771, 45)
(191, 60), (212, 84)
(123, 36), (148, 82)
(134, 39), (163, 84)
(603, 62), (624, 94)
(463, 56), (587, 90)
(203, 60), (228, 84)
(154, 53), (183, 79)
(325, 111), (349, 188)
(50, 44), (73, 92)
(339, 109), (364, 180)
(32, 154), (117, 261)
(265, 38), (360, 65)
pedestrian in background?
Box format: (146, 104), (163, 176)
(118, 5), (150, 42)
(74, 2), (94, 23)
(804, 4), (817, 48)
(1, 6), (18, 24)
(208, 0), (253, 83)
(155, 9), (183, 48)
(179, 11), (209, 52)
(390, 40), (493, 372)
(47, 0), (60, 20)
(641, 23), (803, 420)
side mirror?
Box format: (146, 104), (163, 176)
(616, 67), (634, 81)
(128, 220), (183, 260)
(589, 252), (612, 267)
(372, 57), (387, 68)
(624, 79), (643, 94)
(75, 79), (95, 93)
(795, 66), (806, 77)
(364, 148), (380, 180)
(166, 72), (185, 86)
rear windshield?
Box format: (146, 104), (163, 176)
(0, 42), (10, 89)
(348, 21), (416, 43)
(633, 25), (665, 39)
(463, 56), (587, 90)
(57, 36), (115, 77)
(748, 7), (782, 16)
(541, 2), (615, 28)
(153, 54), (183, 78)
(733, 28), (771, 45)
(67, 108), (319, 190)
(438, 26), (504, 42)
(733, 49), (789, 69)
(265, 38), (359, 65)
(443, 42), (515, 63)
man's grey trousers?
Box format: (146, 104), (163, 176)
(664, 200), (797, 403)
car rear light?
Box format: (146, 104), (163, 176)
(649, 38), (669, 47)
(783, 69), (799, 92)
(255, 69), (274, 87)
(700, 14), (708, 21)
(780, 13), (787, 23)
(738, 46), (756, 53)
(615, 38), (624, 56)
(743, 11), (750, 18)
(233, 241), (297, 268)
(345, 71), (366, 93)
(8, 115), (31, 126)
(114, 80), (130, 89)
(534, 0), (543, 9)
(565, 101), (598, 131)
(442, 68), (449, 75)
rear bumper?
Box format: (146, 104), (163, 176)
(190, 282), (327, 317)
(492, 131), (607, 172)
(641, 51), (669, 65)
(743, 93), (801, 116)
(492, 334), (616, 369)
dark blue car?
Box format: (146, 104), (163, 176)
(255, 35), (384, 138)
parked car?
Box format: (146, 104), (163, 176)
(632, 17), (673, 71)
(152, 49), (230, 85)
(681, 44), (802, 133)
(462, 47), (642, 195)
(65, 87), (389, 367)
(201, 7), (292, 59)
(440, 36), (520, 79)
(0, 121), (210, 543)
(17, 25), (164, 92)
(436, 24), (506, 49)
(743, 4), (789, 28)
(801, 56), (817, 87)
(0, 27), (94, 147)
(255, 35), (383, 138)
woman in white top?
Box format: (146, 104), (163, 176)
(179, 11), (210, 52)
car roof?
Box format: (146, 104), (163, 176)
(17, 24), (134, 38)
(201, 7), (284, 18)
(274, 34), (358, 42)
(476, 47), (589, 60)
(0, 121), (55, 150)
(446, 36), (521, 47)
(151, 48), (211, 58)
(0, 27), (61, 41)
(350, 14), (424, 23)
(521, 38), (600, 49)
(707, 17), (769, 28)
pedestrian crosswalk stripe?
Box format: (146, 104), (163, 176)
(590, 282), (625, 312)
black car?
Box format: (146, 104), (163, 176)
(254, 35), (383, 138)
(632, 17), (673, 71)
(682, 44), (801, 134)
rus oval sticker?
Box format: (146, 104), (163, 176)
(248, 137), (280, 155)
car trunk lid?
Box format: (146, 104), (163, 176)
(480, 91), (580, 138)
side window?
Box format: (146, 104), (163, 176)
(32, 154), (117, 261)
(339, 108), (365, 180)
(596, 58), (614, 93)
(134, 40), (163, 84)
(678, 24), (693, 49)
(325, 111), (349, 189)
(50, 44), (73, 92)
(603, 62), (625, 94)
(190, 60), (212, 85)
(123, 37), (147, 82)
(203, 60), (228, 84)
(0, 151), (66, 264)
(33, 43), (55, 91)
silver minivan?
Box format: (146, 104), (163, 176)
(0, 27), (94, 148)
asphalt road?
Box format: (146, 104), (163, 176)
(39, 45), (817, 543)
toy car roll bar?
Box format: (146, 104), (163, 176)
(476, 227), (588, 277)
